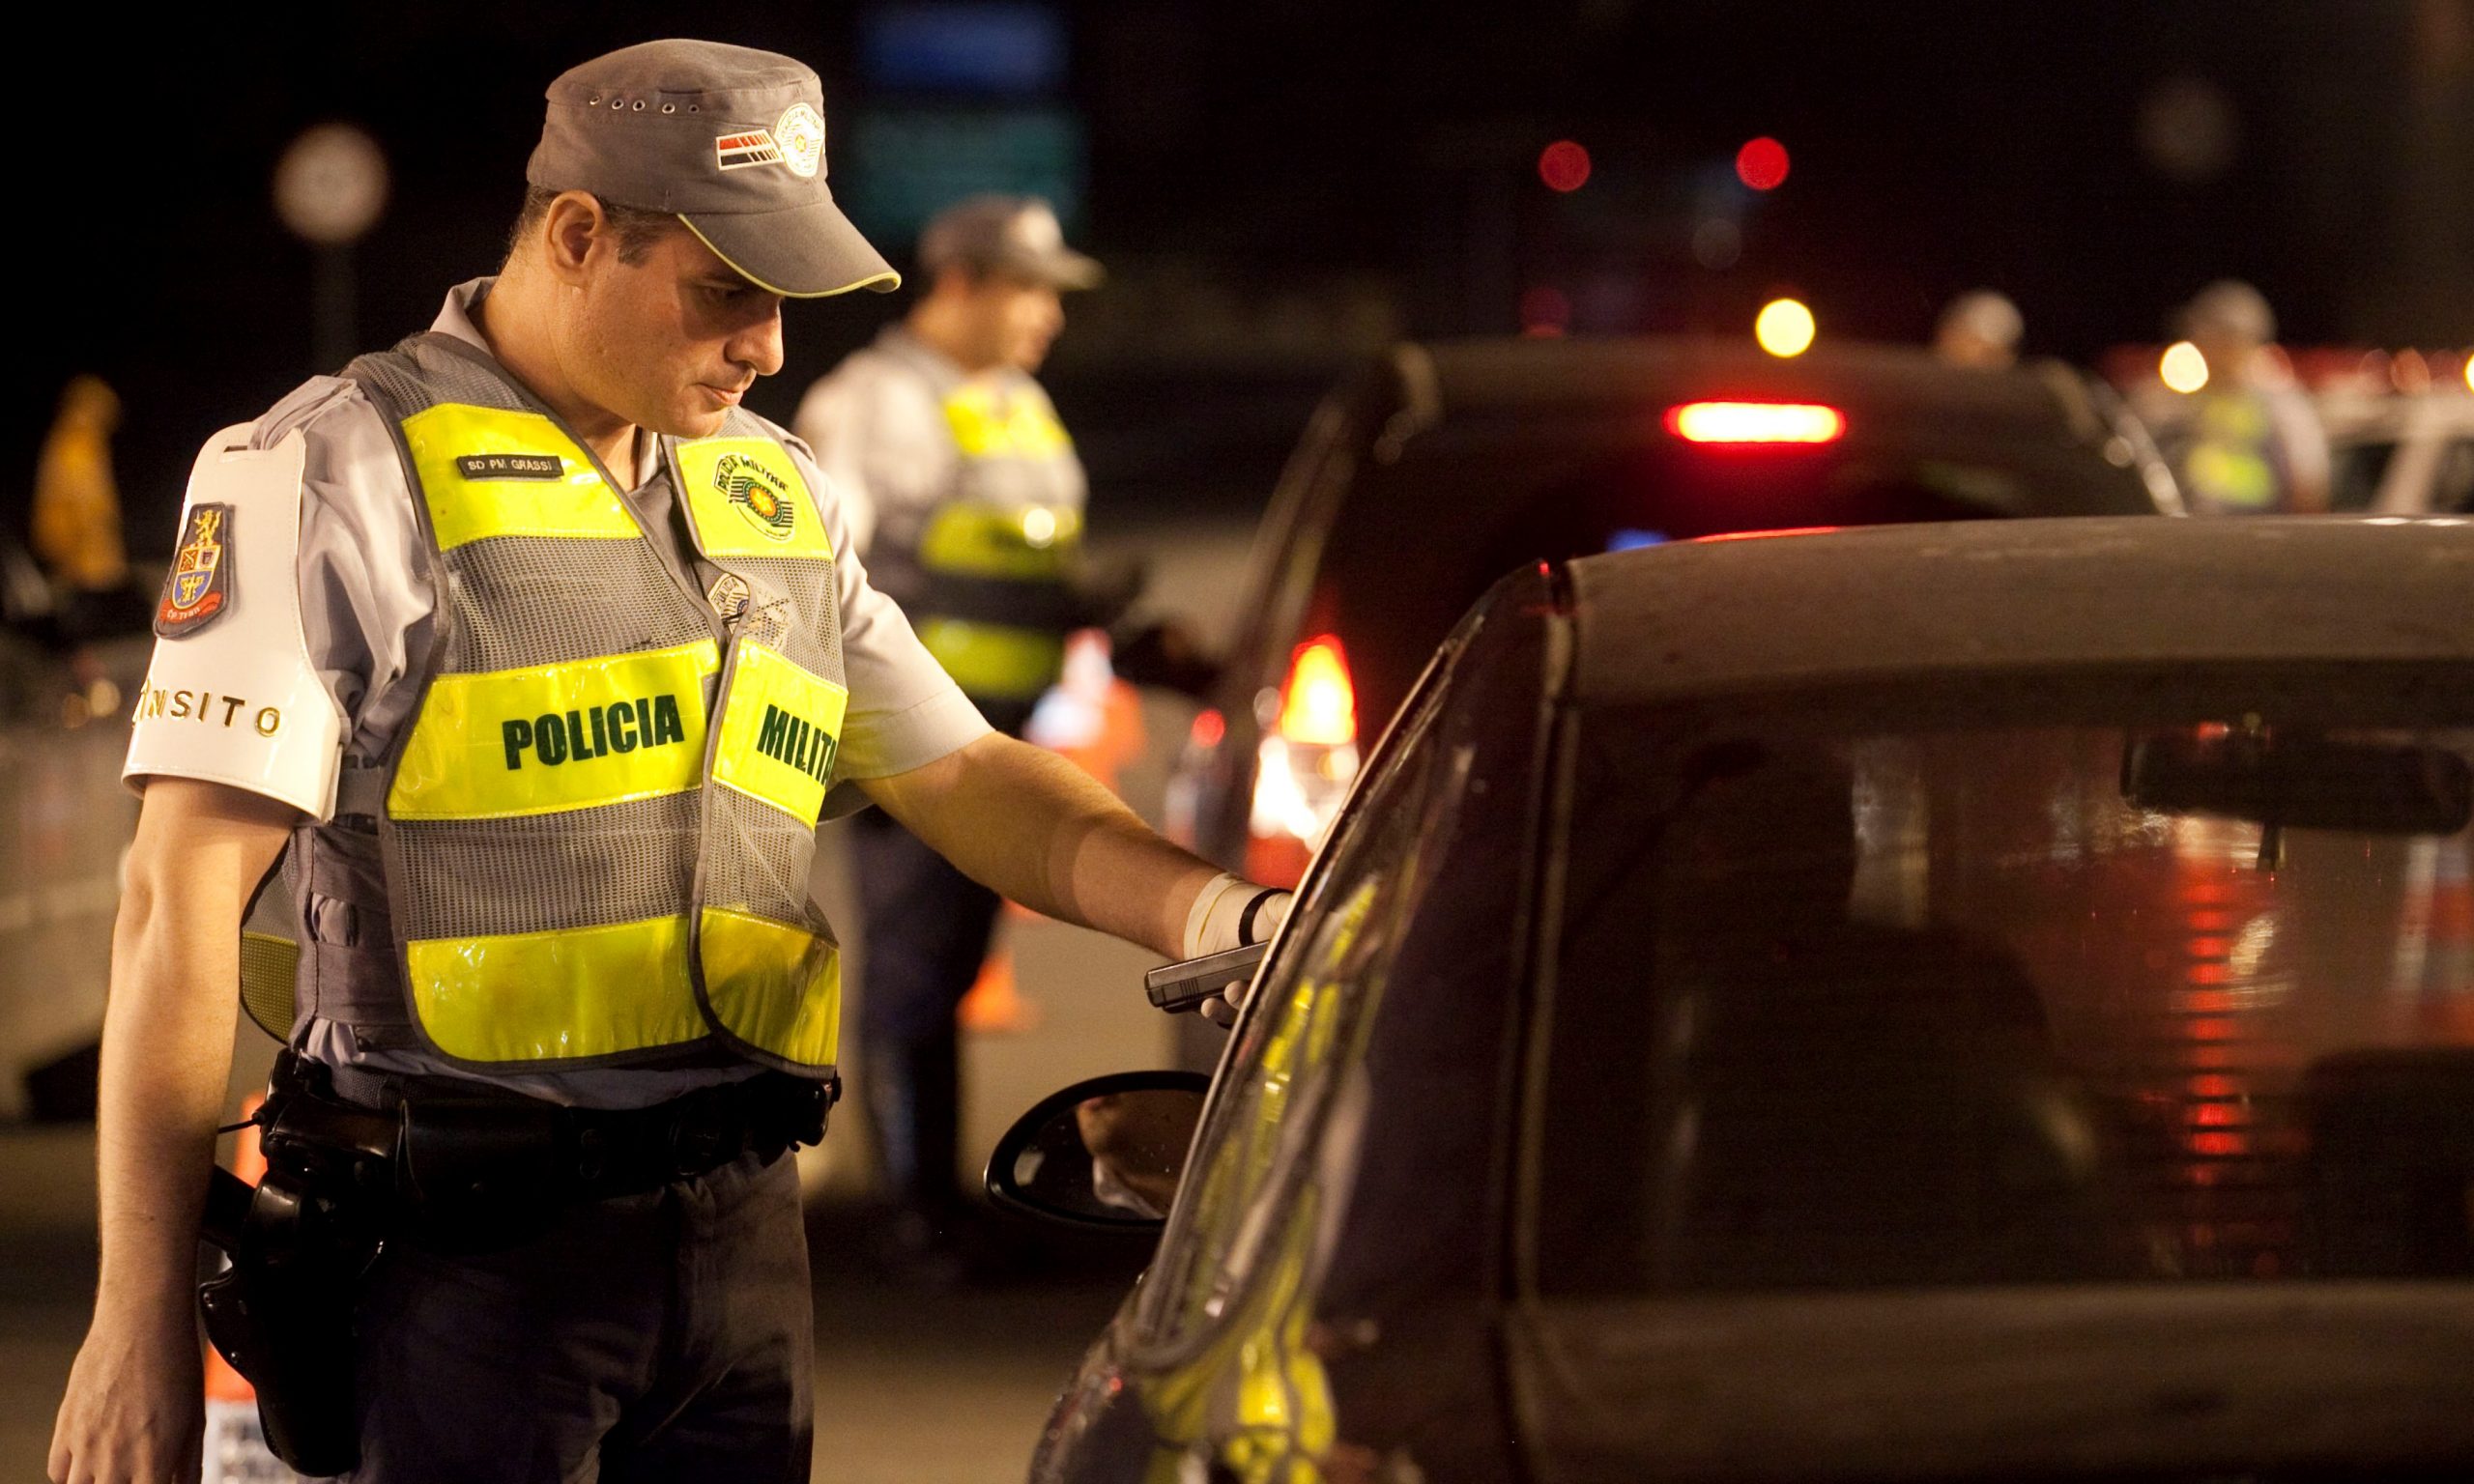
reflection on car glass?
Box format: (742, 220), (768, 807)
(1540, 717), (2474, 1297)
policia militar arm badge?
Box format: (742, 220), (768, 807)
(156, 500), (235, 638)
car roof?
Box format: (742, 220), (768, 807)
(1393, 336), (2117, 441)
(1563, 515), (2474, 706)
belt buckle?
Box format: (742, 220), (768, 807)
(668, 1116), (729, 1178)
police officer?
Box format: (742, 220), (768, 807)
(1931, 290), (2023, 371)
(793, 195), (1121, 1274)
(50, 41), (1282, 1484)
(2162, 279), (2330, 516)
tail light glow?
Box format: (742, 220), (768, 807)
(1248, 634), (1363, 887)
(1277, 636), (1358, 747)
(1665, 401), (1846, 444)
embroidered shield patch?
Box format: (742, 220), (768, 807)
(156, 502), (233, 639)
(714, 452), (797, 544)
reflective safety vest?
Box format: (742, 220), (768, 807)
(313, 333), (849, 1074)
(906, 373), (1086, 707)
(2177, 391), (2284, 515)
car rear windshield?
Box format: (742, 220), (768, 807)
(1306, 410), (2119, 726)
(1535, 706), (2474, 1295)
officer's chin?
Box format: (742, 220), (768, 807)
(661, 403), (734, 441)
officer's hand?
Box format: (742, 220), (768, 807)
(50, 1294), (204, 1484)
(1186, 880), (1292, 1028)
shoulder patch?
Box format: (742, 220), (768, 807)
(155, 503), (234, 639)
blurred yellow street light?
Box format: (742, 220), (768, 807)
(2160, 340), (2210, 393)
(1755, 298), (1816, 357)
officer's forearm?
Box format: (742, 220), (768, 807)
(858, 732), (1218, 960)
(92, 784), (286, 1313)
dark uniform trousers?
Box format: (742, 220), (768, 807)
(850, 805), (1004, 1227)
(348, 1149), (812, 1484)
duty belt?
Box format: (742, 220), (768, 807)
(264, 1053), (837, 1214)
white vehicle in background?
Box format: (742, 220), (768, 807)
(2109, 342), (2474, 516)
(0, 540), (150, 1123)
(2310, 352), (2474, 515)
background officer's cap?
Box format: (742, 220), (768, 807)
(529, 39), (899, 299)
(919, 195), (1104, 292)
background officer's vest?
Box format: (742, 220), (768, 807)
(858, 348), (1087, 719)
(286, 333), (849, 1076)
(911, 381), (1085, 707)
(2176, 389), (2288, 515)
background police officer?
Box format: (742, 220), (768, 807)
(2161, 278), (2331, 516)
(51, 41), (1283, 1484)
(794, 196), (1131, 1277)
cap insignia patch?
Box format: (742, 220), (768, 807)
(715, 452), (797, 543)
(775, 103), (824, 180)
(157, 502), (233, 639)
(715, 129), (784, 173)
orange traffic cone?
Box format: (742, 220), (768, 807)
(959, 944), (1038, 1035)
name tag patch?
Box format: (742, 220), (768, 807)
(454, 453), (565, 481)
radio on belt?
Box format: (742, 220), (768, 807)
(1144, 942), (1270, 1014)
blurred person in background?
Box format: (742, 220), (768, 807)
(2161, 279), (2330, 515)
(1933, 290), (2023, 370)
(33, 375), (148, 638)
(795, 194), (1133, 1282)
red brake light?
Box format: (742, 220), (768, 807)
(1665, 401), (1846, 444)
(1278, 635), (1357, 746)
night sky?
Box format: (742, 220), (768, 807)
(26, 2), (2460, 545)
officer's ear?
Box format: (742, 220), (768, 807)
(538, 190), (611, 285)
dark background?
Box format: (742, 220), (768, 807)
(20, 0), (2474, 545)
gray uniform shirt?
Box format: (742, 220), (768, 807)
(129, 280), (992, 1106)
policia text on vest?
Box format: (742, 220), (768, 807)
(503, 694), (690, 769)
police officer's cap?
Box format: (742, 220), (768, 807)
(530, 40), (899, 299)
(919, 195), (1104, 292)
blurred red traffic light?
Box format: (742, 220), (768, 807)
(1736, 136), (1790, 191)
(1539, 140), (1592, 192)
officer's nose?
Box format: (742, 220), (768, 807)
(729, 301), (786, 379)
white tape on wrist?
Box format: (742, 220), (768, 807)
(1186, 876), (1293, 960)
(1182, 872), (1245, 959)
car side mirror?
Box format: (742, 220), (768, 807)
(985, 1070), (1211, 1230)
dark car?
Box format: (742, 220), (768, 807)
(1165, 336), (2180, 889)
(999, 518), (2474, 1484)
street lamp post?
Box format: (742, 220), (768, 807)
(273, 124), (389, 373)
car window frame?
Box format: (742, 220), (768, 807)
(1128, 606), (1473, 1360)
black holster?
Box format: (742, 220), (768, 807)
(198, 1164), (375, 1477)
(198, 1057), (393, 1477)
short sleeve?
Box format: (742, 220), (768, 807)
(778, 434), (990, 797)
(124, 421), (348, 818)
(124, 380), (435, 819)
